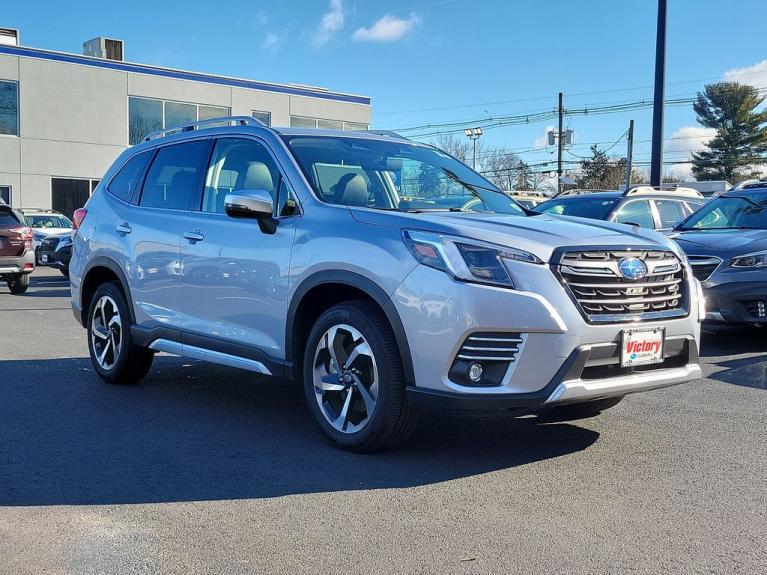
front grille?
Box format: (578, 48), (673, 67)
(456, 332), (523, 362)
(687, 255), (721, 282)
(555, 249), (688, 323)
(41, 237), (60, 249)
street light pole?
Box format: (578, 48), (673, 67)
(650, 0), (667, 186)
(464, 127), (483, 170)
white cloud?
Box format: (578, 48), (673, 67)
(252, 10), (268, 28)
(261, 33), (280, 50)
(534, 126), (555, 148)
(352, 13), (421, 42)
(312, 0), (345, 47)
(723, 59), (767, 89)
(664, 125), (716, 178)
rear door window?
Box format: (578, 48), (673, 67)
(140, 141), (209, 210)
(653, 199), (687, 229)
(108, 150), (153, 203)
(614, 200), (655, 228)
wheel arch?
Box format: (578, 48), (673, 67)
(286, 270), (415, 386)
(80, 257), (136, 326)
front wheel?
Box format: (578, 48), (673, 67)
(303, 301), (419, 452)
(87, 282), (154, 384)
(6, 273), (30, 294)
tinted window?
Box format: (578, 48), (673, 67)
(537, 197), (619, 219)
(140, 141), (208, 211)
(0, 209), (21, 226)
(277, 178), (299, 217)
(108, 151), (152, 203)
(654, 199), (687, 229)
(679, 193), (767, 230)
(614, 200), (655, 228)
(202, 138), (281, 214)
(0, 80), (19, 136)
(52, 178), (90, 220)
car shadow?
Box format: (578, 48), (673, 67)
(700, 327), (767, 390)
(0, 356), (599, 506)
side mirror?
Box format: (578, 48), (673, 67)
(224, 190), (277, 234)
(224, 189), (274, 219)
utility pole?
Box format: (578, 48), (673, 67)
(557, 92), (564, 195)
(650, 0), (667, 186)
(624, 119), (635, 191)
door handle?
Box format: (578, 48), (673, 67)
(116, 222), (131, 234)
(183, 231), (205, 243)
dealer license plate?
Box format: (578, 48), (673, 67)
(40, 254), (49, 263)
(621, 327), (665, 367)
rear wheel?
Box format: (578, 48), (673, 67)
(545, 396), (624, 420)
(303, 301), (419, 452)
(6, 273), (29, 294)
(87, 282), (154, 384)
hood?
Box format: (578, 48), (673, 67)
(669, 229), (767, 258)
(32, 227), (72, 238)
(350, 208), (678, 262)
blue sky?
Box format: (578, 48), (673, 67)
(5, 0), (767, 178)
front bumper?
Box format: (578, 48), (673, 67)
(38, 244), (72, 269)
(394, 263), (702, 410)
(703, 281), (767, 324)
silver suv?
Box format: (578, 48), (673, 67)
(70, 117), (703, 451)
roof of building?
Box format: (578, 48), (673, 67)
(0, 43), (371, 105)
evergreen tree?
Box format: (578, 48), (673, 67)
(691, 82), (767, 181)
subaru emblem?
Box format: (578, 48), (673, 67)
(618, 257), (648, 280)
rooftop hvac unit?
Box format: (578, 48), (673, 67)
(83, 37), (124, 61)
(0, 28), (19, 46)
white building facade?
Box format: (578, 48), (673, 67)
(0, 38), (371, 216)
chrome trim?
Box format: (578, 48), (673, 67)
(461, 345), (520, 352)
(569, 278), (681, 289)
(456, 354), (518, 361)
(687, 255), (722, 282)
(578, 293), (681, 305)
(466, 336), (523, 343)
(148, 339), (272, 375)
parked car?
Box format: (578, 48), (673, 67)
(0, 203), (35, 294)
(19, 208), (73, 260)
(506, 190), (547, 210)
(69, 117), (703, 452)
(535, 186), (706, 232)
(670, 181), (767, 326)
(37, 232), (73, 277)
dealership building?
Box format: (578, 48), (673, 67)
(0, 29), (371, 216)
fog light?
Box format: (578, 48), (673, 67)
(759, 301), (766, 318)
(468, 362), (484, 382)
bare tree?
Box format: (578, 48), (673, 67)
(432, 133), (471, 163)
(481, 148), (521, 190)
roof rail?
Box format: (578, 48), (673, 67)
(553, 188), (614, 197)
(143, 115), (267, 142)
(624, 185), (703, 198)
(732, 179), (766, 190)
(364, 129), (408, 139)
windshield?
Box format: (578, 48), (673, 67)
(677, 192), (767, 230)
(282, 135), (525, 215)
(24, 214), (73, 229)
(536, 196), (619, 219)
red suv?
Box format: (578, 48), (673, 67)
(0, 203), (35, 294)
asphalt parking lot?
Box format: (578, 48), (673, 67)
(1, 268), (766, 574)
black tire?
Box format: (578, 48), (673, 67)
(60, 268), (70, 278)
(7, 273), (30, 294)
(302, 300), (419, 452)
(545, 396), (624, 421)
(87, 281), (154, 384)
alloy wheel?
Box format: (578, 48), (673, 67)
(90, 295), (122, 370)
(312, 324), (379, 433)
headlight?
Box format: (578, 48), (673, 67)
(729, 250), (767, 269)
(403, 229), (542, 288)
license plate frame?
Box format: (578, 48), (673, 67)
(621, 327), (665, 368)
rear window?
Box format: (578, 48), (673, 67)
(0, 209), (21, 226)
(140, 141), (208, 211)
(108, 150), (153, 203)
(537, 197), (619, 219)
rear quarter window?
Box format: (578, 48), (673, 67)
(108, 150), (154, 203)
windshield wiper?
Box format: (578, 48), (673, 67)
(441, 168), (501, 194)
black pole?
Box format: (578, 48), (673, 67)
(624, 119), (635, 190)
(650, 0), (667, 186)
(557, 92), (564, 194)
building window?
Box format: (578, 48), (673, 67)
(0, 80), (19, 136)
(128, 96), (231, 145)
(51, 178), (99, 219)
(0, 185), (11, 205)
(251, 110), (271, 126)
(289, 115), (367, 131)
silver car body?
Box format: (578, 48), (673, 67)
(70, 123), (703, 409)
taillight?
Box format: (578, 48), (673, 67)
(21, 227), (33, 249)
(73, 208), (88, 230)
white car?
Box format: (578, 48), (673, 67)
(19, 208), (73, 259)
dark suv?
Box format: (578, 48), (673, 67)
(535, 186), (706, 232)
(0, 203), (35, 294)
